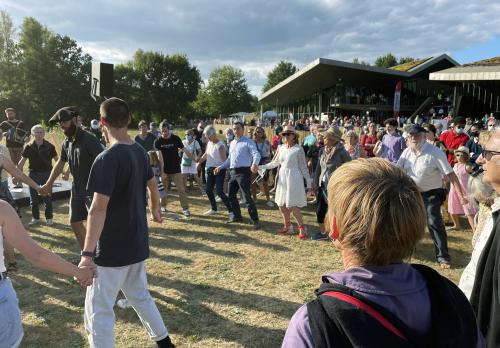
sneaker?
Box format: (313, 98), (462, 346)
(277, 225), (294, 235)
(46, 219), (54, 226)
(116, 299), (132, 309)
(253, 221), (262, 230)
(161, 207), (167, 213)
(215, 197), (222, 203)
(28, 218), (40, 226)
(265, 200), (274, 207)
(228, 212), (235, 220)
(183, 209), (191, 218)
(203, 209), (217, 216)
(227, 215), (243, 223)
(310, 232), (329, 241)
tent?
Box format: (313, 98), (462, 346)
(262, 110), (277, 118)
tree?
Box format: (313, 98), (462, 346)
(202, 65), (254, 117)
(0, 11), (21, 112)
(352, 58), (370, 66)
(114, 49), (201, 122)
(262, 61), (297, 93)
(398, 56), (417, 65)
(374, 53), (398, 68)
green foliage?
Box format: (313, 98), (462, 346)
(352, 58), (370, 66)
(398, 56), (416, 65)
(374, 53), (398, 68)
(114, 49), (201, 123)
(193, 65), (254, 118)
(262, 61), (297, 93)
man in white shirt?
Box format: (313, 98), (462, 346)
(397, 125), (467, 268)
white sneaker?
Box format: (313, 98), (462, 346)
(265, 200), (275, 207)
(161, 207), (167, 213)
(46, 219), (54, 226)
(183, 209), (191, 218)
(203, 209), (217, 216)
(116, 299), (132, 309)
(228, 212), (235, 220)
(28, 218), (40, 226)
(215, 197), (222, 203)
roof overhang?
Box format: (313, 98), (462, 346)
(430, 65), (500, 81)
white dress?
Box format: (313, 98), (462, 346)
(260, 144), (311, 208)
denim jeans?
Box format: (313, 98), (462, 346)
(205, 168), (232, 213)
(228, 167), (259, 222)
(421, 188), (450, 262)
(0, 278), (24, 348)
(29, 171), (52, 220)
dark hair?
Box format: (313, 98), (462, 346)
(233, 121), (244, 128)
(100, 97), (130, 128)
(424, 123), (437, 135)
(384, 118), (398, 128)
(160, 121), (170, 130)
(453, 117), (466, 126)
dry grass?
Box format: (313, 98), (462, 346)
(13, 188), (474, 348)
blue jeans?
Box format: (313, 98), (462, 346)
(0, 278), (24, 347)
(421, 188), (450, 262)
(206, 168), (232, 213)
(29, 171), (52, 220)
(228, 167), (259, 222)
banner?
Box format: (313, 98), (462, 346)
(393, 81), (402, 118)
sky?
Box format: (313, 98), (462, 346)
(2, 0), (500, 95)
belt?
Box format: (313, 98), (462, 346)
(0, 271), (7, 281)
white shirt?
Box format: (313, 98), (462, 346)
(0, 145), (11, 182)
(206, 141), (225, 168)
(397, 142), (452, 192)
(0, 226), (5, 272)
(459, 197), (500, 299)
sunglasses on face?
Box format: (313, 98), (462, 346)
(282, 133), (294, 137)
(482, 148), (500, 160)
(455, 153), (463, 157)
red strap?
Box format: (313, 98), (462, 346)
(322, 291), (407, 341)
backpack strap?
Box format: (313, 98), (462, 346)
(321, 291), (407, 341)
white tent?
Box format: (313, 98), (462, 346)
(262, 110), (277, 118)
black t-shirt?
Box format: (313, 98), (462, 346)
(154, 134), (184, 174)
(0, 120), (27, 148)
(87, 142), (153, 267)
(61, 128), (104, 197)
(22, 140), (57, 172)
(135, 132), (156, 152)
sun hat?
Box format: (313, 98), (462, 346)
(280, 125), (296, 135)
(454, 146), (470, 155)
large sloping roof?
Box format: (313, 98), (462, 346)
(259, 54), (458, 104)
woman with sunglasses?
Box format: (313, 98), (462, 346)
(258, 126), (312, 239)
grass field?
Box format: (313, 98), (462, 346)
(12, 185), (474, 348)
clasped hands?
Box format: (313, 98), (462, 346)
(75, 257), (98, 287)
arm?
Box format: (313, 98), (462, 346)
(40, 159), (66, 195)
(297, 147), (312, 188)
(1, 201), (93, 285)
(446, 172), (468, 204)
(1, 155), (41, 191)
(17, 156), (27, 171)
(259, 146), (280, 170)
(147, 177), (162, 223)
(156, 150), (165, 177)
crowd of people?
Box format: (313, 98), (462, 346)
(1, 102), (500, 347)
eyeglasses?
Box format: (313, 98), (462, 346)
(455, 153), (463, 157)
(282, 133), (294, 137)
(481, 148), (500, 160)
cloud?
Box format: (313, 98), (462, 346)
(3, 0), (500, 96)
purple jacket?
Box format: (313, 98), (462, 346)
(381, 133), (406, 163)
(282, 263), (485, 348)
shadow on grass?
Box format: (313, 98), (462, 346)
(414, 239), (471, 269)
(116, 275), (300, 347)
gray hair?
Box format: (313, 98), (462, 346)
(203, 125), (217, 138)
(468, 173), (497, 208)
(31, 124), (45, 134)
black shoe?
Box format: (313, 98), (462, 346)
(227, 216), (243, 223)
(157, 335), (175, 348)
(253, 221), (261, 230)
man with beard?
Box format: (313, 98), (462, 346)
(40, 107), (103, 249)
(397, 125), (468, 269)
(1, 108), (28, 188)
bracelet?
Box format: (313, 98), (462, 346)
(80, 251), (95, 258)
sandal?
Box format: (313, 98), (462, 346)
(439, 260), (451, 269)
(277, 225), (294, 235)
(298, 226), (308, 240)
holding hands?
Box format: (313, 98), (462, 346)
(76, 257), (98, 287)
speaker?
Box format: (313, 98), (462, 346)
(91, 62), (114, 98)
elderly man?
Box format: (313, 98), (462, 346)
(18, 125), (58, 226)
(40, 107), (104, 249)
(397, 125), (468, 269)
(470, 130), (500, 347)
(215, 121), (261, 229)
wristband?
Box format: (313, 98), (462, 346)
(81, 251), (95, 258)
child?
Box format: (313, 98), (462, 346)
(147, 151), (166, 200)
(448, 146), (477, 230)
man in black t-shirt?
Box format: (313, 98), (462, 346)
(79, 97), (174, 348)
(1, 108), (28, 187)
(40, 106), (104, 249)
(154, 122), (196, 218)
(18, 125), (58, 226)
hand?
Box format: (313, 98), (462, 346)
(214, 167), (220, 175)
(76, 257), (97, 286)
(150, 205), (163, 223)
(36, 185), (48, 197)
(62, 171), (70, 181)
(39, 183), (53, 196)
(251, 164), (258, 173)
(460, 196), (469, 206)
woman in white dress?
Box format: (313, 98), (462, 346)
(259, 126), (312, 239)
(181, 129), (204, 195)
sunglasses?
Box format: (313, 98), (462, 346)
(482, 148), (500, 160)
(455, 153), (463, 157)
(282, 133), (294, 136)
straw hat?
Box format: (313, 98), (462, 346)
(321, 127), (343, 142)
(454, 146), (470, 155)
(280, 125), (296, 135)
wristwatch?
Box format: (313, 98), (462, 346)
(80, 251), (95, 258)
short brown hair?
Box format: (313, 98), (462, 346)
(327, 158), (426, 266)
(384, 118), (398, 128)
(100, 97), (130, 128)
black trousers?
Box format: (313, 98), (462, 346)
(421, 188), (450, 262)
(228, 167), (259, 222)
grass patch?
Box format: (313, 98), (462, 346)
(14, 189), (474, 347)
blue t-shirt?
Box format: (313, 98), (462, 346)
(87, 142), (154, 267)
